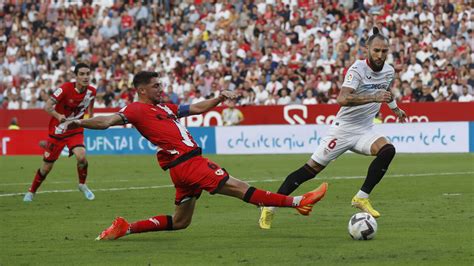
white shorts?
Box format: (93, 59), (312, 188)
(311, 127), (385, 166)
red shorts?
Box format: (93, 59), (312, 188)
(43, 133), (85, 162)
(169, 156), (229, 205)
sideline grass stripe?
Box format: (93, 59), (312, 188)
(1, 171), (472, 197)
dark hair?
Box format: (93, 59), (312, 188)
(133, 71), (159, 88)
(368, 27), (389, 46)
(74, 62), (90, 75)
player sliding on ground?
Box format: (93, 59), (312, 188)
(259, 27), (408, 229)
(64, 71), (328, 240)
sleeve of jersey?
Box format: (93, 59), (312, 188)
(341, 70), (361, 90)
(117, 105), (134, 124)
(52, 86), (67, 102)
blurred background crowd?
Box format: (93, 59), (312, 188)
(1, 0), (473, 110)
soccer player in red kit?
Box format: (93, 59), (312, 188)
(64, 71), (328, 240)
(23, 63), (96, 202)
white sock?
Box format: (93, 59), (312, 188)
(356, 190), (369, 199)
(292, 196), (303, 207)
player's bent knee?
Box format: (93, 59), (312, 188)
(216, 176), (249, 199)
(172, 218), (192, 230)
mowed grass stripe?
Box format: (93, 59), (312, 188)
(1, 171), (472, 197)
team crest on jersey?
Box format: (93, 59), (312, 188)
(215, 169), (224, 176)
(385, 74), (394, 82)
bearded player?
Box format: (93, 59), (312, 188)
(259, 27), (408, 229)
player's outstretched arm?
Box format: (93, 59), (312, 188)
(337, 87), (392, 106)
(65, 114), (125, 131)
(189, 90), (237, 115)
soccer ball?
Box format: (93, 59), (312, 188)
(348, 212), (378, 240)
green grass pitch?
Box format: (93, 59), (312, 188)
(1, 153), (473, 265)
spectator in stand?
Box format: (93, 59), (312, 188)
(327, 82), (340, 104)
(316, 74), (331, 95)
(289, 91), (302, 105)
(458, 86), (473, 102)
(166, 86), (179, 104)
(302, 89), (318, 105)
(411, 79), (423, 102)
(264, 94), (277, 105)
(222, 99), (244, 126)
(254, 84), (269, 105)
(94, 96), (107, 108)
(444, 86), (459, 102)
(419, 66), (432, 86)
(191, 89), (206, 104)
(277, 88), (291, 105)
(0, 1), (472, 110)
(418, 85), (435, 102)
(240, 88), (256, 106)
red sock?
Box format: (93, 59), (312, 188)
(129, 215), (173, 233)
(244, 187), (294, 207)
(78, 165), (87, 184)
(29, 169), (46, 193)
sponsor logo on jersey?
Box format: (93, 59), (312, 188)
(366, 75), (372, 79)
(44, 151), (50, 158)
(53, 88), (63, 97)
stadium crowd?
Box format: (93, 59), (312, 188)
(0, 0), (473, 110)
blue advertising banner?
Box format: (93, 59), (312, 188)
(82, 128), (216, 155)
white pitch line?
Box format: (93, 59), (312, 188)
(0, 171), (472, 198)
(443, 193), (462, 196)
(0, 184), (175, 197)
(0, 179), (131, 186)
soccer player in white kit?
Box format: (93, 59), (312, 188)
(259, 28), (407, 229)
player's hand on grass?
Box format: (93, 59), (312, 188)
(219, 90), (238, 101)
(374, 91), (393, 103)
(393, 108), (408, 122)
